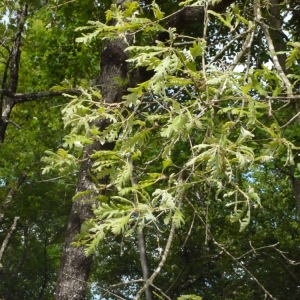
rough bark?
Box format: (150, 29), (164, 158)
(53, 159), (94, 299)
(158, 0), (235, 41)
(55, 38), (130, 299)
(166, 0), (235, 31)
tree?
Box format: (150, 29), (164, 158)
(0, 0), (105, 298)
(2, 0), (300, 299)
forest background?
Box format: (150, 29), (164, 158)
(1, 0), (300, 299)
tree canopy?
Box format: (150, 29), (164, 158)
(1, 0), (300, 299)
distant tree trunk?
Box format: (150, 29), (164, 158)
(268, 0), (300, 218)
(0, 4), (27, 143)
(260, 0), (300, 218)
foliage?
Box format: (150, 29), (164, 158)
(2, 0), (300, 299)
(58, 0), (289, 242)
(39, 0), (300, 298)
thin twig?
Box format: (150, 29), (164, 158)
(37, 174), (71, 183)
(229, 28), (255, 72)
(267, 96), (300, 100)
(135, 174), (185, 299)
(151, 284), (172, 300)
(7, 120), (21, 129)
(182, 211), (196, 249)
(268, 98), (272, 116)
(237, 242), (279, 260)
(188, 200), (277, 300)
(273, 248), (300, 265)
(280, 111), (300, 128)
(209, 30), (251, 65)
(255, 0), (292, 96)
(98, 286), (128, 300)
(202, 1), (210, 102)
(165, 262), (187, 294)
(49, 0), (76, 9)
(109, 279), (144, 289)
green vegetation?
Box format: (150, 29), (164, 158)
(1, 0), (300, 299)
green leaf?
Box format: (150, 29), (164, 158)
(108, 214), (131, 235)
(189, 39), (205, 58)
(124, 92), (139, 107)
(85, 229), (105, 256)
(239, 207), (250, 232)
(151, 2), (165, 20)
(163, 158), (173, 170)
(124, 1), (140, 18)
(286, 42), (300, 68)
(173, 209), (185, 228)
(208, 10), (233, 29)
(177, 295), (202, 300)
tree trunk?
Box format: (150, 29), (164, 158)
(55, 37), (130, 299)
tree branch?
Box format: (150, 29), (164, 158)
(0, 88), (81, 103)
(129, 155), (153, 300)
(0, 216), (19, 263)
(255, 0), (293, 96)
(0, 170), (28, 223)
(135, 173), (184, 300)
(134, 221), (176, 300)
(8, 4), (28, 93)
(267, 96), (300, 100)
